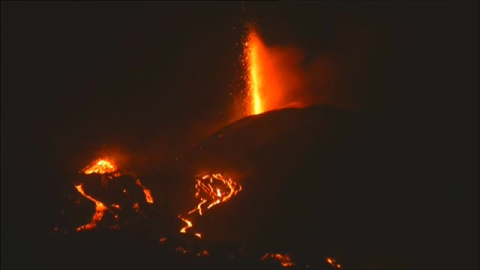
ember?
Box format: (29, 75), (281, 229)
(159, 237), (167, 244)
(262, 253), (295, 268)
(326, 257), (342, 269)
(175, 247), (188, 254)
(197, 250), (209, 257)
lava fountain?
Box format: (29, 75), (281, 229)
(245, 28), (264, 115)
(244, 26), (307, 116)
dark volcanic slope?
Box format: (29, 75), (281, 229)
(167, 105), (400, 267)
(168, 104), (476, 270)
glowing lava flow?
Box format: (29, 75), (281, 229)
(178, 173), (242, 238)
(73, 158), (154, 231)
(262, 253), (295, 268)
(74, 158), (118, 231)
(179, 216), (193, 233)
(136, 179), (154, 204)
(74, 184), (108, 231)
(245, 28), (264, 115)
(189, 173), (242, 215)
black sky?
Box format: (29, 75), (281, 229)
(1, 1), (478, 269)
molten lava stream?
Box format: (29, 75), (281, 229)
(179, 216), (193, 234)
(136, 179), (154, 204)
(178, 173), (242, 238)
(73, 158), (154, 231)
(74, 184), (108, 231)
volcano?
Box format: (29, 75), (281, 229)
(3, 3), (477, 270)
(164, 104), (391, 266)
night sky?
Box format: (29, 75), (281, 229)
(1, 2), (478, 269)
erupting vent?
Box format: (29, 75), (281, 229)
(51, 20), (352, 269)
(245, 28), (264, 115)
(73, 158), (153, 231)
(82, 158), (118, 175)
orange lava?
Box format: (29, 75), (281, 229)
(243, 26), (306, 116)
(178, 173), (242, 238)
(82, 158), (118, 175)
(175, 247), (188, 254)
(326, 257), (342, 269)
(74, 157), (154, 231)
(190, 173), (242, 215)
(245, 29), (263, 115)
(136, 179), (154, 204)
(179, 216), (193, 233)
(133, 202), (140, 212)
(197, 250), (209, 257)
(74, 184), (108, 231)
(262, 253), (295, 268)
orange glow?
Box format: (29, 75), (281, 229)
(179, 216), (193, 233)
(262, 253), (295, 267)
(136, 179), (154, 204)
(243, 26), (307, 116)
(191, 173), (242, 214)
(176, 247), (188, 254)
(74, 184), (108, 231)
(245, 29), (263, 115)
(326, 257), (341, 268)
(194, 233), (202, 239)
(159, 237), (167, 244)
(82, 158), (118, 175)
(178, 173), (242, 238)
(133, 202), (140, 212)
(197, 250), (209, 257)
(73, 158), (155, 232)
(188, 198), (207, 216)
